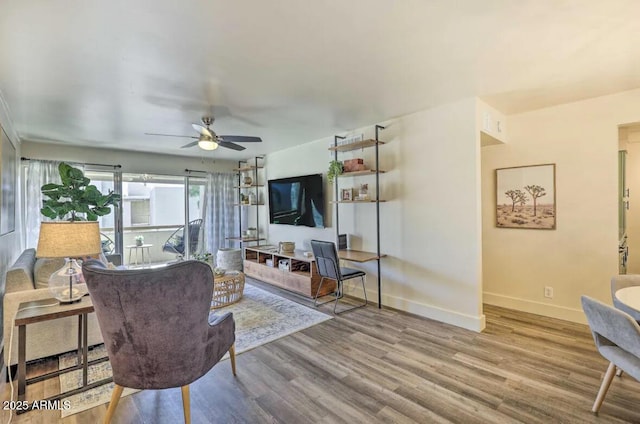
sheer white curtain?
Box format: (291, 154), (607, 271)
(201, 172), (238, 262)
(23, 160), (84, 248)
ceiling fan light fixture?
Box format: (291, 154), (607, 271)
(198, 136), (218, 151)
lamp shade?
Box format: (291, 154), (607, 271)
(36, 221), (102, 258)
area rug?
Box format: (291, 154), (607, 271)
(58, 283), (332, 417)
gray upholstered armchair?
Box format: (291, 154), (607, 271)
(581, 295), (640, 414)
(83, 260), (236, 424)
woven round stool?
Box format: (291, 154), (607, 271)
(211, 271), (245, 309)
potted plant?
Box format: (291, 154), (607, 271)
(194, 252), (220, 273)
(194, 251), (213, 264)
(39, 162), (121, 303)
(134, 235), (144, 246)
(41, 162), (121, 221)
(327, 160), (343, 183)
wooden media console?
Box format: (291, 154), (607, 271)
(243, 246), (336, 298)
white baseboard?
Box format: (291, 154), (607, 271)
(483, 292), (587, 324)
(348, 287), (486, 332)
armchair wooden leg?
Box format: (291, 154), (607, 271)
(103, 384), (124, 424)
(592, 362), (617, 413)
(181, 385), (191, 424)
(229, 343), (237, 376)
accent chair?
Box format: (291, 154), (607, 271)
(83, 260), (236, 424)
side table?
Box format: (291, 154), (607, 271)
(126, 244), (153, 266)
(212, 271), (245, 309)
(14, 297), (111, 414)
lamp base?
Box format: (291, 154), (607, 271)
(48, 259), (89, 304)
(58, 298), (83, 305)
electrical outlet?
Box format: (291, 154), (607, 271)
(544, 286), (554, 298)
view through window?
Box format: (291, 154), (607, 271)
(87, 171), (205, 267)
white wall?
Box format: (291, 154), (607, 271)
(0, 94), (22, 382)
(481, 89), (640, 323)
(478, 99), (508, 145)
(267, 97), (485, 331)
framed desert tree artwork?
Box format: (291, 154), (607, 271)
(496, 163), (556, 230)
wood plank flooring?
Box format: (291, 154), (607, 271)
(3, 281), (640, 423)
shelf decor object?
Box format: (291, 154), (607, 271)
(36, 221), (102, 304)
(327, 160), (343, 183)
(341, 188), (354, 201)
(495, 163), (556, 230)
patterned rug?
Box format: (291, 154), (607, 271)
(58, 283), (332, 417)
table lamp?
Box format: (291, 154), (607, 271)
(36, 221), (101, 304)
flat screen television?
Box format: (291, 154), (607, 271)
(268, 173), (325, 227)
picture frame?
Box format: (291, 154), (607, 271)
(0, 126), (16, 235)
(341, 188), (353, 201)
(495, 163), (556, 230)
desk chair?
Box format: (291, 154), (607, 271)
(311, 239), (367, 314)
(83, 260), (236, 424)
(581, 295), (640, 414)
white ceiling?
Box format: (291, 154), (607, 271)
(2, 0), (640, 159)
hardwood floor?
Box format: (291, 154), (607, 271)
(3, 283), (640, 423)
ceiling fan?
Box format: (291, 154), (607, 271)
(145, 117), (262, 151)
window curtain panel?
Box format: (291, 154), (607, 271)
(201, 172), (238, 262)
(23, 160), (84, 248)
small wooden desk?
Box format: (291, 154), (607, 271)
(338, 249), (386, 307)
(15, 297), (111, 413)
(338, 249), (386, 263)
(615, 286), (640, 312)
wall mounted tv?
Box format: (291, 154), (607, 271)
(268, 173), (325, 227)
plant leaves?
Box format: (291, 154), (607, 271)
(41, 183), (62, 191)
(41, 162), (120, 221)
(93, 206), (112, 216)
(40, 207), (57, 219)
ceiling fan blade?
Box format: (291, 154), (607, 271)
(180, 141), (199, 148)
(218, 140), (246, 151)
(145, 132), (198, 139)
(192, 123), (212, 138)
(218, 135), (262, 143)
